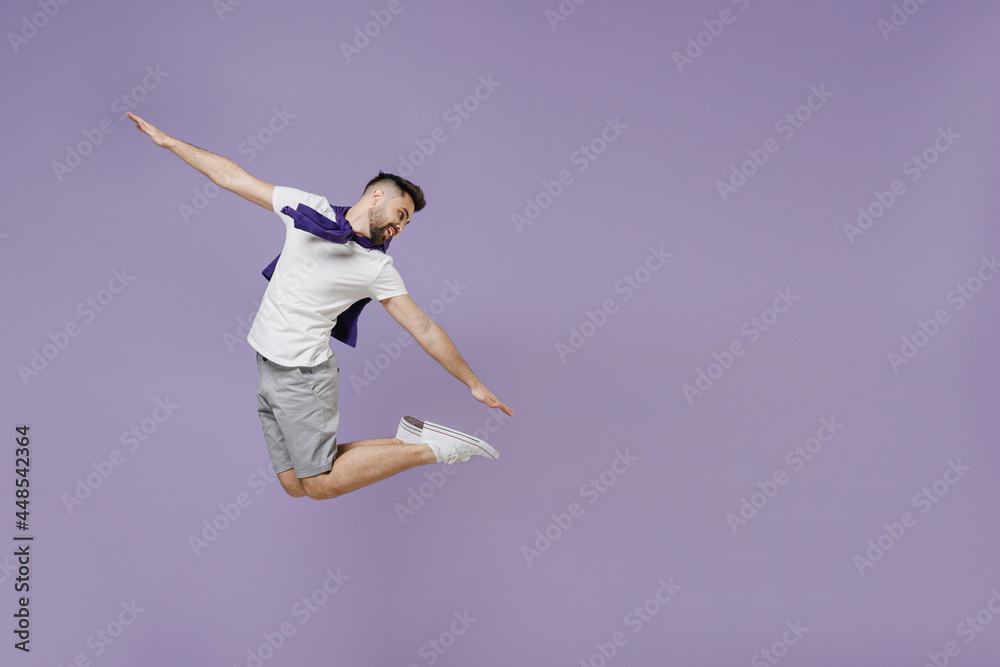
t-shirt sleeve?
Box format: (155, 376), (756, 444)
(272, 186), (336, 228)
(369, 260), (408, 300)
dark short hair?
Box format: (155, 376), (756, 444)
(363, 171), (426, 213)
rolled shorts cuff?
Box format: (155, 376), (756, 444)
(293, 462), (334, 479)
(273, 462), (295, 476)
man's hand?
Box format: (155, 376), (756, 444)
(471, 383), (514, 417)
(127, 112), (172, 148)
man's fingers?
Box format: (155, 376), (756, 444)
(474, 386), (513, 416)
(127, 112), (154, 136)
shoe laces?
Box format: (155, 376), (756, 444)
(444, 451), (471, 464)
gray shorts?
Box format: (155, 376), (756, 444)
(255, 350), (340, 478)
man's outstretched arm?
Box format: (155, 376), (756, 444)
(127, 111), (274, 210)
(381, 294), (514, 417)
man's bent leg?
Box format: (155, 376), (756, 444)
(300, 442), (435, 500)
(278, 469), (307, 497)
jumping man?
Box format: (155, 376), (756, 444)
(128, 111), (513, 501)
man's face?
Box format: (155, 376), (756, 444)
(368, 192), (414, 246)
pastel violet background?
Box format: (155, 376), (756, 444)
(2, 0), (999, 665)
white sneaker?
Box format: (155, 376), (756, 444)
(394, 415), (499, 464)
(395, 415), (424, 444)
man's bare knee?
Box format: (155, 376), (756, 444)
(302, 480), (327, 500)
(301, 475), (343, 501)
(278, 470), (307, 498)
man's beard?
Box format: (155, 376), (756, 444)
(368, 202), (392, 246)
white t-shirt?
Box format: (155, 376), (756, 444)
(247, 186), (407, 367)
